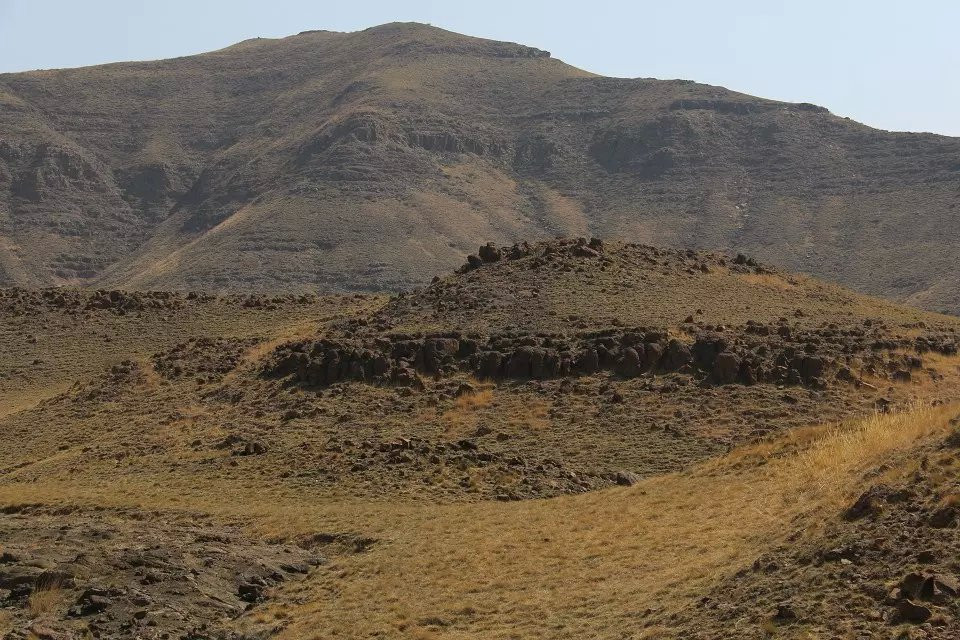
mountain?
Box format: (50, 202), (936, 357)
(1, 22), (959, 313)
(2, 241), (960, 638)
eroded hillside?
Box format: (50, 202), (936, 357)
(1, 23), (959, 312)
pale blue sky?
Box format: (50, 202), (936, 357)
(1, 0), (957, 136)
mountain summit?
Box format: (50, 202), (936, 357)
(1, 23), (958, 311)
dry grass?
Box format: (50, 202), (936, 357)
(440, 387), (495, 437)
(921, 351), (960, 376)
(0, 383), (71, 420)
(218, 403), (955, 639)
(28, 579), (64, 618)
(0, 295), (371, 424)
(739, 271), (801, 290)
(453, 389), (495, 412)
(0, 609), (12, 635)
(506, 398), (551, 432)
(1, 403), (955, 638)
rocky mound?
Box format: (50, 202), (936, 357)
(376, 239), (951, 333)
(3, 242), (960, 638)
(265, 240), (959, 394)
(0, 507), (350, 640)
(265, 323), (953, 392)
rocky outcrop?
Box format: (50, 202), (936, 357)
(668, 98), (829, 115)
(0, 288), (317, 316)
(458, 238), (601, 273)
(264, 321), (954, 390)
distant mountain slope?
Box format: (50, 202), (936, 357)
(1, 22), (958, 311)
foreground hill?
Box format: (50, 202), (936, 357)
(2, 242), (960, 637)
(1, 23), (960, 311)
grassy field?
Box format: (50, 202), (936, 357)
(2, 403), (956, 638)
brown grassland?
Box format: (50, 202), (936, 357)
(3, 248), (960, 638)
(2, 404), (956, 638)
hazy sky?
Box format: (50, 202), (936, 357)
(1, 0), (957, 136)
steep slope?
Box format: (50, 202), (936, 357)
(1, 22), (960, 308)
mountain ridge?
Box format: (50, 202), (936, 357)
(1, 22), (958, 311)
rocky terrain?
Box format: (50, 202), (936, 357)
(2, 240), (960, 638)
(0, 508), (330, 640)
(2, 23), (960, 313)
(0, 286), (378, 418)
(681, 423), (960, 639)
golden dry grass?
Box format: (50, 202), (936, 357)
(454, 389), (495, 412)
(27, 580), (63, 618)
(0, 384), (71, 420)
(0, 609), (12, 635)
(439, 387), (495, 437)
(0, 403), (954, 639)
(0, 294), (380, 422)
(921, 351), (960, 375)
(252, 403), (957, 639)
(738, 271), (801, 290)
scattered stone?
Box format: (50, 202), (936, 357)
(928, 505), (957, 528)
(894, 598), (932, 623)
(844, 485), (888, 521)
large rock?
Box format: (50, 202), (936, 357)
(843, 485), (889, 520)
(794, 355), (826, 382)
(507, 347), (533, 377)
(693, 337), (725, 370)
(477, 351), (504, 379)
(575, 348), (600, 374)
(661, 339), (692, 371)
(644, 342), (664, 370)
(895, 599), (931, 623)
(713, 352), (740, 384)
(616, 347), (643, 377)
(478, 242), (501, 263)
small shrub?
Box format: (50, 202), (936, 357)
(28, 579), (63, 617)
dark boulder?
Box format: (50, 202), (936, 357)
(575, 348), (600, 374)
(713, 352), (740, 384)
(844, 485), (888, 520)
(371, 355), (391, 377)
(661, 339), (692, 372)
(507, 347), (534, 378)
(692, 337), (725, 370)
(644, 342), (664, 370)
(616, 347), (643, 377)
(929, 505), (957, 528)
(393, 366), (424, 391)
(895, 599), (931, 623)
(477, 351), (504, 379)
(478, 243), (501, 263)
(572, 243), (600, 258)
